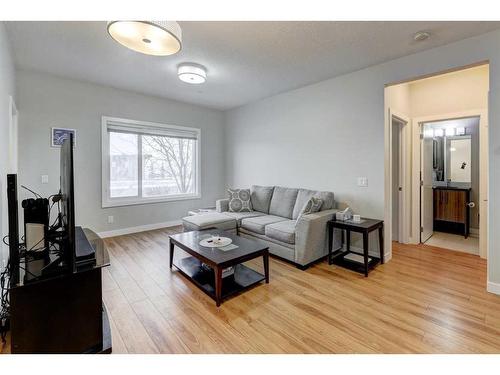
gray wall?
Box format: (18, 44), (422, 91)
(0, 23), (15, 264)
(224, 29), (500, 286)
(16, 70), (226, 234)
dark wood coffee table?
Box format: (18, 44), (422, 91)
(169, 229), (269, 306)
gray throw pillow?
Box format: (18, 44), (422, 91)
(228, 188), (252, 212)
(295, 197), (323, 224)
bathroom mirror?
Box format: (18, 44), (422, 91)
(447, 136), (471, 183)
(432, 134), (471, 183)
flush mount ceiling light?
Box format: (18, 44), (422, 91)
(107, 21), (182, 56)
(178, 63), (207, 84)
(413, 31), (431, 42)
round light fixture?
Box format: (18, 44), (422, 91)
(178, 63), (207, 84)
(413, 31), (431, 42)
(107, 21), (182, 56)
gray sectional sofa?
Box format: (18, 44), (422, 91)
(182, 185), (341, 269)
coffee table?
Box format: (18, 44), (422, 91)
(169, 229), (269, 306)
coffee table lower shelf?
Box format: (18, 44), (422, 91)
(173, 256), (266, 304)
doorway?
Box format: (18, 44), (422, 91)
(419, 117), (480, 255)
(385, 62), (489, 263)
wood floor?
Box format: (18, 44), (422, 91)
(2, 227), (500, 353)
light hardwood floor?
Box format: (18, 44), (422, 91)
(2, 226), (500, 354)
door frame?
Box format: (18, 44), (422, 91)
(419, 125), (435, 244)
(392, 114), (410, 244)
(384, 108), (411, 262)
(411, 109), (488, 258)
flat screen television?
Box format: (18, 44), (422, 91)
(60, 134), (76, 271)
(6, 133), (93, 282)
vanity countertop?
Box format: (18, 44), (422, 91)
(432, 185), (471, 191)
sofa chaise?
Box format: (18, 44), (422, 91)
(182, 185), (342, 269)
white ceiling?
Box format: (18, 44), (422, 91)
(5, 21), (500, 110)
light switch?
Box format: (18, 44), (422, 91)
(108, 215), (114, 224)
(41, 175), (49, 184)
(357, 177), (368, 187)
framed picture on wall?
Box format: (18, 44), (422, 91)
(51, 127), (76, 147)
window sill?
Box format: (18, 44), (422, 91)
(102, 193), (201, 208)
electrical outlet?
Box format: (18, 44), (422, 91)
(41, 175), (49, 184)
(108, 215), (114, 224)
(357, 177), (368, 187)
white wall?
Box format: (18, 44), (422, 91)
(224, 29), (500, 288)
(386, 83), (411, 116)
(0, 23), (15, 264)
(16, 70), (226, 235)
(409, 65), (488, 118)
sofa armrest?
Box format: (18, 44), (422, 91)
(216, 198), (229, 213)
(294, 208), (341, 266)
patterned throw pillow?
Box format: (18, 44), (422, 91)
(295, 197), (323, 224)
(228, 188), (252, 212)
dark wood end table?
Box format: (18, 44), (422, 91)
(169, 229), (269, 307)
(327, 218), (384, 277)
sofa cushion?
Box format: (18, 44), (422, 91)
(265, 220), (296, 244)
(182, 213), (237, 231)
(292, 189), (335, 219)
(227, 188), (252, 212)
(268, 186), (299, 219)
(241, 215), (288, 235)
(222, 211), (265, 226)
(295, 197), (323, 223)
(250, 185), (274, 213)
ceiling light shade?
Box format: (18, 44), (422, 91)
(107, 21), (182, 56)
(178, 63), (207, 84)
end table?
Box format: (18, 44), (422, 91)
(327, 218), (384, 277)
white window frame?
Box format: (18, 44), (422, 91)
(101, 116), (201, 208)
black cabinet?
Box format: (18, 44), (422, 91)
(9, 229), (111, 354)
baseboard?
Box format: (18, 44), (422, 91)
(487, 281), (500, 296)
(97, 219), (182, 238)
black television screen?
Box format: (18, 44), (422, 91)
(60, 134), (75, 271)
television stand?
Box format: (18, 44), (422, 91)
(9, 228), (111, 354)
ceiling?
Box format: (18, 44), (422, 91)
(5, 21), (500, 110)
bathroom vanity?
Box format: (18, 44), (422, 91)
(433, 186), (471, 238)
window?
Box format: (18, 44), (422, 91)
(102, 116), (200, 207)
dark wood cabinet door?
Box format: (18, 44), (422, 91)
(433, 189), (466, 223)
(434, 190), (446, 221)
(445, 190), (466, 223)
